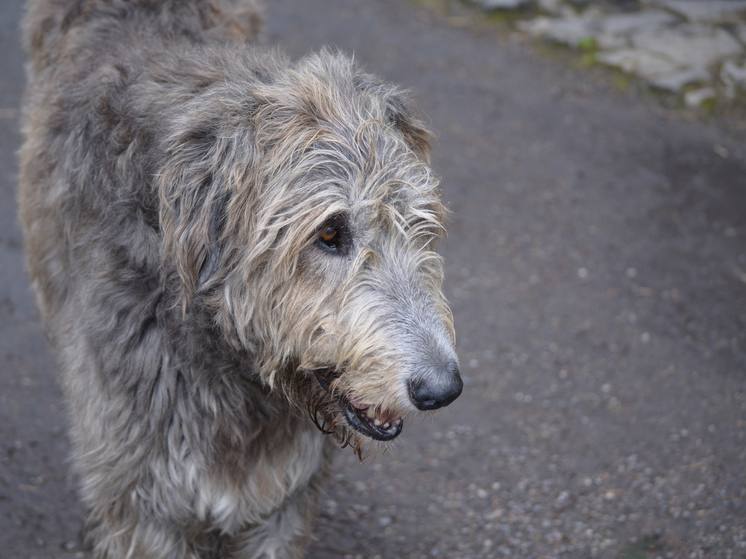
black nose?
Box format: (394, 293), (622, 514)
(409, 361), (463, 411)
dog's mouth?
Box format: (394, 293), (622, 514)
(313, 370), (403, 442)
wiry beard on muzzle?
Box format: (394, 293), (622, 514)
(280, 366), (404, 461)
(281, 367), (368, 460)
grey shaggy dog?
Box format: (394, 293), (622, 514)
(18, 0), (463, 557)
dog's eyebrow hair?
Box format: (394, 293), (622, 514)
(18, 0), (459, 556)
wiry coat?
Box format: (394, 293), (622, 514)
(18, 0), (459, 557)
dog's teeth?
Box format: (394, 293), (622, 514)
(366, 407), (376, 419)
(374, 419), (381, 426)
(383, 422), (390, 429)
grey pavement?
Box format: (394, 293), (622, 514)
(509, 0), (746, 105)
(2, 0), (746, 558)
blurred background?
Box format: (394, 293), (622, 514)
(1, 0), (745, 558)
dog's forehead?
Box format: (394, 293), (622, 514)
(295, 122), (440, 210)
(329, 145), (441, 224)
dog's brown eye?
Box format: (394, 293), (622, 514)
(320, 227), (338, 244)
(316, 216), (350, 255)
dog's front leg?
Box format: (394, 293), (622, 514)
(222, 482), (324, 559)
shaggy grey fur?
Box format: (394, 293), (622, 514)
(18, 0), (462, 557)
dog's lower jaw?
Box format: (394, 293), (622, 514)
(312, 370), (404, 442)
(342, 400), (403, 441)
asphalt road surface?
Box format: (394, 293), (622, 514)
(1, 1), (745, 558)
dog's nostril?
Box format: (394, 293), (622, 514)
(409, 361), (463, 411)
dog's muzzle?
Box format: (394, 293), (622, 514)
(313, 360), (463, 442)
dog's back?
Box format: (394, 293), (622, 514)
(24, 0), (262, 76)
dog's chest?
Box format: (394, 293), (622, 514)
(191, 425), (330, 533)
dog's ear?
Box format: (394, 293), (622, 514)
(196, 192), (230, 290)
(158, 117), (257, 306)
(354, 75), (435, 161)
(385, 95), (436, 162)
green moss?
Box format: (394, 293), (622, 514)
(577, 36), (597, 52)
(620, 534), (664, 559)
(581, 52), (597, 66)
(699, 96), (718, 113)
(620, 547), (646, 559)
(613, 74), (632, 90)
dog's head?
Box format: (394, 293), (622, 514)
(159, 49), (461, 455)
